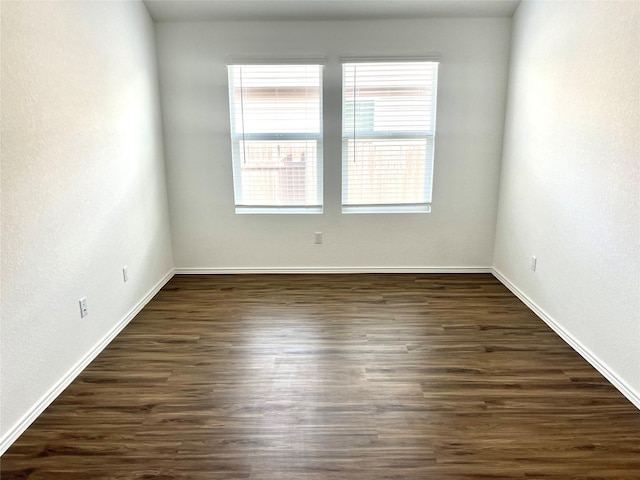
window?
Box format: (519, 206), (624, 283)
(341, 60), (439, 213)
(228, 64), (323, 214)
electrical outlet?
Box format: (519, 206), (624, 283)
(531, 256), (537, 272)
(314, 232), (323, 244)
(79, 297), (88, 318)
(123, 266), (129, 282)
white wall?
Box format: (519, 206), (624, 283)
(0, 0), (174, 443)
(494, 1), (640, 401)
(155, 18), (511, 270)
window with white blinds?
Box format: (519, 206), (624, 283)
(228, 64), (323, 214)
(341, 61), (439, 213)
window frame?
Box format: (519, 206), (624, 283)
(227, 62), (325, 215)
(340, 58), (440, 214)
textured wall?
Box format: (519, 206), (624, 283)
(155, 18), (511, 270)
(494, 1), (640, 398)
(1, 1), (173, 439)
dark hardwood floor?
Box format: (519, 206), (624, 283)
(2, 274), (639, 479)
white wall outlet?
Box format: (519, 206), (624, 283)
(531, 256), (537, 272)
(314, 232), (323, 244)
(79, 297), (88, 318)
(123, 266), (129, 282)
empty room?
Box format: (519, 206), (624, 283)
(1, 0), (639, 478)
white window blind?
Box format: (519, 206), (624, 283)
(228, 64), (323, 214)
(341, 61), (439, 213)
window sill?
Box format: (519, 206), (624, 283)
(235, 206), (323, 214)
(342, 204), (431, 214)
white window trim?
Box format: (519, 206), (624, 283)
(340, 59), (439, 214)
(227, 64), (324, 214)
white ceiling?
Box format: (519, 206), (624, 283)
(143, 0), (521, 22)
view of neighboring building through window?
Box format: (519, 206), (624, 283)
(227, 64), (323, 213)
(341, 61), (439, 213)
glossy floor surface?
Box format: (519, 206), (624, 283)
(2, 274), (639, 479)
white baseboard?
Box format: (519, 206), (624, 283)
(174, 266), (493, 275)
(492, 268), (640, 410)
(0, 269), (175, 456)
